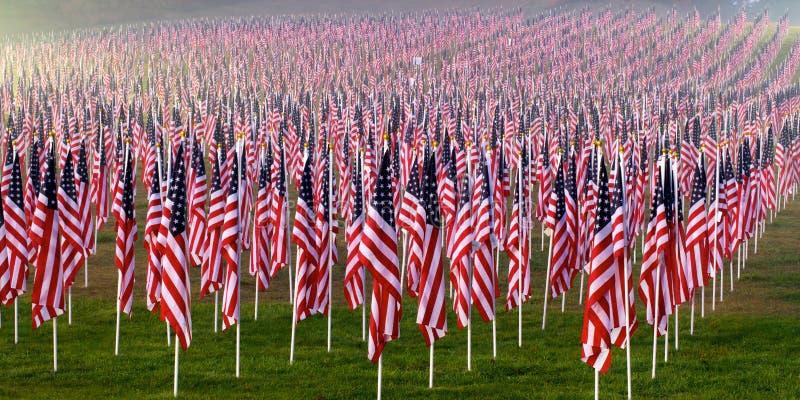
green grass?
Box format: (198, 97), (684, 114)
(0, 179), (799, 399)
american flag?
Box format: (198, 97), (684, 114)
(58, 152), (84, 290)
(31, 143), (64, 330)
(200, 155), (224, 298)
(145, 168), (163, 312)
(609, 157), (638, 348)
(547, 158), (574, 298)
(451, 175), (473, 329)
(1, 149), (27, 305)
(187, 142), (207, 267)
(293, 154), (319, 321)
(313, 147), (335, 316)
(685, 160), (708, 290)
(115, 149), (137, 315)
(359, 149), (401, 362)
(221, 149), (241, 331)
(75, 141), (92, 254)
(344, 157), (365, 310)
(269, 145), (289, 279)
(24, 140), (41, 263)
(250, 158), (270, 291)
(580, 157), (615, 373)
(707, 161), (726, 281)
(160, 143), (192, 350)
(638, 170), (671, 337)
(399, 159), (424, 298)
(472, 155), (496, 321)
(91, 126), (109, 234)
(416, 156), (447, 345)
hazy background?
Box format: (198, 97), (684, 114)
(0, 0), (798, 35)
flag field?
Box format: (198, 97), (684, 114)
(0, 175), (798, 399)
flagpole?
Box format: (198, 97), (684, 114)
(173, 334), (179, 397)
(594, 369), (599, 400)
(429, 343), (434, 388)
(377, 354), (383, 400)
(53, 317), (58, 372)
(652, 157), (664, 379)
(14, 298), (18, 344)
(290, 250), (301, 364)
(68, 288), (72, 325)
(254, 271), (259, 320)
(214, 291), (219, 333)
(115, 269), (121, 355)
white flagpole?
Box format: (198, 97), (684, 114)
(518, 161), (523, 347)
(594, 369), (600, 400)
(236, 136), (243, 377)
(167, 324), (171, 346)
(14, 298), (18, 344)
(173, 334), (179, 397)
(214, 291), (219, 333)
(254, 271), (259, 321)
(377, 355), (383, 400)
(68, 288), (72, 325)
(53, 318), (58, 372)
(429, 343), (434, 388)
(290, 250), (301, 364)
(84, 248), (89, 288)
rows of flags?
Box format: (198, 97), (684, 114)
(0, 5), (799, 397)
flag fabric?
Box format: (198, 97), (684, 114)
(58, 152), (84, 290)
(160, 143), (192, 350)
(399, 160), (424, 298)
(581, 157), (615, 373)
(24, 140), (42, 263)
(359, 149), (401, 363)
(416, 156), (447, 346)
(2, 151), (28, 305)
(293, 154), (319, 321)
(145, 168), (163, 312)
(686, 160), (708, 289)
(547, 158), (574, 298)
(638, 169), (671, 337)
(472, 156), (497, 321)
(75, 141), (93, 256)
(187, 142), (207, 267)
(200, 155), (224, 298)
(451, 175), (473, 329)
(115, 149), (137, 315)
(221, 150), (241, 331)
(31, 143), (64, 330)
(344, 158), (365, 310)
(269, 146), (289, 279)
(250, 158), (270, 291)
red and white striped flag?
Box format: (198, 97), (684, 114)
(344, 159), (365, 310)
(160, 143), (192, 350)
(200, 155), (224, 298)
(293, 154), (319, 321)
(221, 150), (241, 331)
(581, 158), (615, 373)
(31, 144), (65, 330)
(359, 150), (401, 362)
(187, 142), (207, 267)
(416, 156), (447, 345)
(145, 168), (163, 312)
(451, 175), (473, 329)
(250, 158), (270, 291)
(1, 150), (28, 305)
(58, 152), (84, 290)
(472, 156), (497, 321)
(115, 149), (137, 315)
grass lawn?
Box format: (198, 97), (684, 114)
(0, 175), (799, 399)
